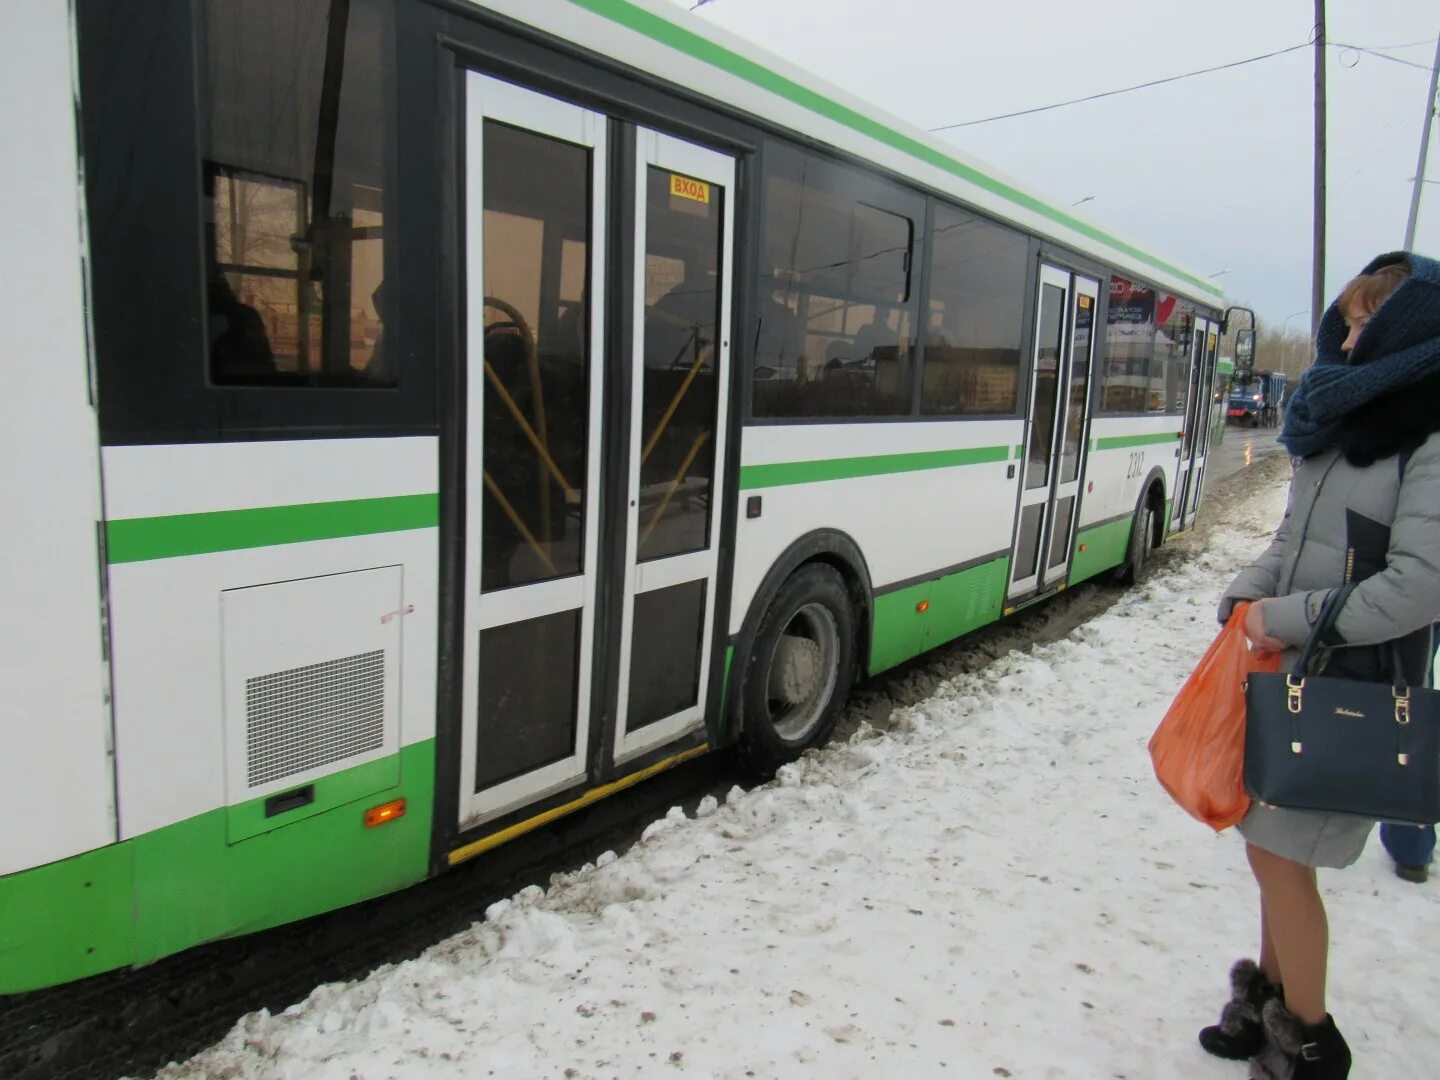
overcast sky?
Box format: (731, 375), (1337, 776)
(670, 0), (1439, 331)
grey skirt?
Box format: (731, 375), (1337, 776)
(1237, 801), (1374, 868)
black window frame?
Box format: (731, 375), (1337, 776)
(76, 0), (438, 446)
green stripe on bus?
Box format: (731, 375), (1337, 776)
(571, 0), (1223, 300)
(1093, 432), (1180, 451)
(739, 445), (1008, 489)
(105, 493), (439, 564)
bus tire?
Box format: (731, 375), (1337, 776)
(1111, 495), (1156, 585)
(734, 563), (856, 776)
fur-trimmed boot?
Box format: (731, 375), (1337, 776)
(1198, 958), (1282, 1060)
(1249, 1001), (1351, 1080)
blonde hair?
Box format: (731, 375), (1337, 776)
(1337, 263), (1410, 319)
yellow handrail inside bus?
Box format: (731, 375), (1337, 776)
(482, 360), (577, 501)
(482, 469), (557, 575)
(483, 296), (562, 539)
(640, 429), (711, 549)
(642, 325), (711, 465)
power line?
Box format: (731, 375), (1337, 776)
(1333, 41), (1435, 73)
(929, 42), (1311, 131)
(1343, 36), (1437, 53)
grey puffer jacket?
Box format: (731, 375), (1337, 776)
(1221, 432), (1440, 684)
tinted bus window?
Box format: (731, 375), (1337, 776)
(201, 0), (391, 386)
(920, 206), (1027, 415)
(753, 144), (915, 418)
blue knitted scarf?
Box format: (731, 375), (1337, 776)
(1279, 251), (1440, 458)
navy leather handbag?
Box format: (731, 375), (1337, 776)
(1244, 584), (1440, 825)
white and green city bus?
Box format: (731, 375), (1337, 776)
(1, 0), (1226, 993)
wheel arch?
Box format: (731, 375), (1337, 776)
(732, 528), (874, 690)
(1140, 464), (1168, 545)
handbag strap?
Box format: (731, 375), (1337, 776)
(1291, 582), (1358, 676)
(1291, 582), (1411, 691)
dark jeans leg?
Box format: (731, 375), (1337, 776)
(1380, 823), (1437, 868)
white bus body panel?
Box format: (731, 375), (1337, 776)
(1079, 415), (1181, 531)
(103, 439), (439, 839)
(0, 3), (115, 875)
(731, 421), (1022, 636)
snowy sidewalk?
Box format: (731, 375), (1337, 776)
(157, 476), (1440, 1080)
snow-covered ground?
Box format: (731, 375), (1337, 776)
(154, 473), (1440, 1080)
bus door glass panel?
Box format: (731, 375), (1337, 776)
(1009, 265), (1069, 599)
(1185, 321), (1219, 525)
(458, 74), (607, 828)
(614, 130), (735, 764)
(1153, 293), (1193, 528)
(1043, 275), (1098, 587)
(1173, 316), (1207, 526)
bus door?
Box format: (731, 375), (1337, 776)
(611, 129), (734, 766)
(1187, 320), (1220, 526)
(1008, 265), (1098, 601)
(1172, 317), (1218, 530)
(455, 73), (734, 829)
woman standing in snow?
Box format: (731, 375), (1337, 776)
(1198, 252), (1440, 1080)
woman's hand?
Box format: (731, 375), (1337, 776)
(1244, 599), (1287, 652)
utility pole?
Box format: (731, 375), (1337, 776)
(1312, 0), (1327, 341)
(1403, 32), (1440, 250)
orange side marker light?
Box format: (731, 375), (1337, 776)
(916, 600), (930, 613)
(365, 798), (407, 828)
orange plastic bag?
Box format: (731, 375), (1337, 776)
(1149, 603), (1283, 831)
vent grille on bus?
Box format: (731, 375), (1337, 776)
(244, 650), (385, 788)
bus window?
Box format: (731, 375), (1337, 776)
(1152, 293), (1196, 415)
(1099, 275), (1155, 413)
(920, 206), (1027, 416)
(200, 0), (391, 386)
(753, 143), (917, 418)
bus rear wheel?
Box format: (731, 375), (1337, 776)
(735, 563), (855, 776)
(1112, 497), (1156, 585)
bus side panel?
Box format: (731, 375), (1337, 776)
(871, 555), (1009, 675)
(98, 440), (440, 973)
(1069, 417), (1178, 584)
(0, 740), (435, 994)
(0, 845), (134, 994)
(0, 2), (116, 877)
(102, 440), (439, 838)
(129, 740), (434, 967)
(732, 420), (1021, 672)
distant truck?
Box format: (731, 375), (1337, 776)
(1227, 370), (1287, 427)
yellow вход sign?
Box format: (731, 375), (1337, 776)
(669, 173), (710, 204)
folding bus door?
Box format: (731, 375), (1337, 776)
(612, 129), (735, 766)
(1180, 319), (1219, 528)
(1009, 265), (1097, 600)
(457, 74), (608, 828)
(1040, 275), (1097, 589)
(455, 73), (737, 830)
(1172, 316), (1210, 531)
